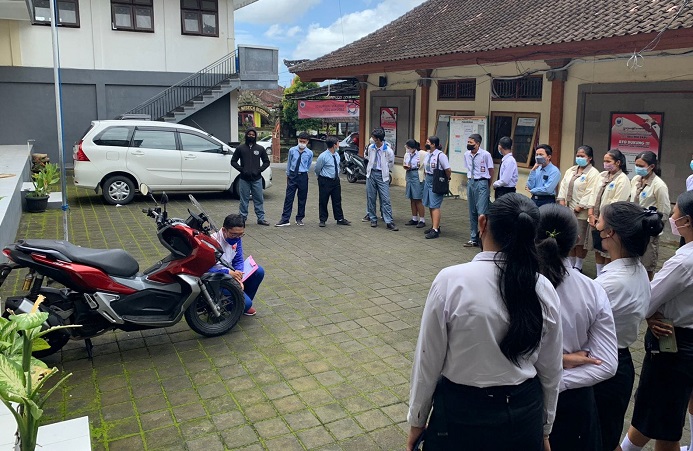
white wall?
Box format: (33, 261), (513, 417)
(3, 0), (236, 73)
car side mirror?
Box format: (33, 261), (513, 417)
(221, 146), (229, 154)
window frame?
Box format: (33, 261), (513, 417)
(31, 0), (80, 28)
(491, 76), (544, 101)
(111, 0), (155, 33)
(437, 79), (477, 101)
(490, 112), (541, 168)
(180, 0), (219, 37)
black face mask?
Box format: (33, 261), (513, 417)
(591, 229), (605, 253)
(246, 136), (256, 145)
(467, 144), (476, 151)
(425, 144), (431, 150)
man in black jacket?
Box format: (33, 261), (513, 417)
(231, 128), (271, 225)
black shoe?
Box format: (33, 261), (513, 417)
(386, 223), (399, 231)
(296, 219), (305, 226)
(275, 220), (290, 227)
(319, 221), (326, 227)
(371, 220), (378, 228)
(404, 219), (418, 226)
(425, 229), (440, 239)
(362, 215), (371, 222)
(257, 219), (270, 226)
(416, 221), (426, 228)
(336, 219), (351, 226)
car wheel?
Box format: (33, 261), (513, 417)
(102, 175), (135, 205)
(229, 178), (240, 199)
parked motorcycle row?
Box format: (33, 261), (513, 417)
(0, 187), (245, 358)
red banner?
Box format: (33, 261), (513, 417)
(297, 100), (359, 119)
(609, 113), (663, 175)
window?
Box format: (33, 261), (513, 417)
(94, 127), (133, 147)
(132, 129), (177, 150)
(32, 0), (80, 27)
(111, 0), (154, 32)
(491, 76), (543, 100)
(179, 133), (222, 153)
(181, 0), (218, 37)
(437, 79), (476, 100)
(490, 112), (540, 167)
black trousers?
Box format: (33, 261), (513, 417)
(280, 172), (308, 221)
(593, 348), (635, 451)
(531, 195), (556, 207)
(318, 176), (344, 222)
(424, 377), (543, 450)
(494, 186), (516, 200)
(550, 386), (602, 451)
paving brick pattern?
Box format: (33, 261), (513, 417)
(0, 170), (682, 450)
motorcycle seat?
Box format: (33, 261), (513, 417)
(17, 239), (139, 277)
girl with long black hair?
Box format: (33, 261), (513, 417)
(406, 193), (562, 450)
(591, 201), (663, 450)
(536, 204), (618, 451)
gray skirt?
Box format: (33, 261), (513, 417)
(405, 170), (423, 200)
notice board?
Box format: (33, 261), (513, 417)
(448, 116), (488, 174)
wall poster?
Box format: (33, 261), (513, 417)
(448, 116), (488, 174)
(609, 113), (663, 175)
(380, 107), (398, 152)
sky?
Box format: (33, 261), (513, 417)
(234, 0), (428, 87)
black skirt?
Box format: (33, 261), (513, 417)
(593, 348), (635, 451)
(424, 376), (544, 450)
(549, 386), (601, 451)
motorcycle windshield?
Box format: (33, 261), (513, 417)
(189, 195), (219, 232)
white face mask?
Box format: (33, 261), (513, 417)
(298, 143), (307, 150)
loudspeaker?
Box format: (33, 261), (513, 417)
(378, 76), (388, 87)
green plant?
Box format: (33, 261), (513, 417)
(27, 163), (60, 198)
(0, 296), (77, 451)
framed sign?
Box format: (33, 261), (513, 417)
(448, 116), (488, 174)
(608, 112), (663, 175)
(380, 107), (398, 152)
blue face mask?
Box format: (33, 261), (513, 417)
(635, 167), (649, 177)
(690, 160), (693, 171)
(575, 157), (588, 167)
(225, 237), (241, 246)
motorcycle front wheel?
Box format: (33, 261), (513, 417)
(185, 278), (244, 337)
(346, 172), (358, 183)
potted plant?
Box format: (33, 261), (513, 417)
(0, 296), (77, 451)
(25, 163), (59, 213)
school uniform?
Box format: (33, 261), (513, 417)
(493, 152), (518, 199)
(631, 173), (671, 271)
(422, 150), (451, 209)
(527, 162), (561, 207)
(594, 257), (650, 450)
(549, 262), (618, 451)
(314, 149), (346, 224)
(585, 171), (631, 255)
(464, 148), (494, 243)
(403, 150), (424, 200)
(630, 242), (693, 442)
(279, 146), (313, 223)
(408, 252), (563, 449)
(557, 164), (600, 243)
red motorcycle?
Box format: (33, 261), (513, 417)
(1, 188), (244, 358)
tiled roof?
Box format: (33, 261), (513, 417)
(292, 0), (693, 73)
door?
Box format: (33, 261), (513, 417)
(370, 90), (415, 159)
(179, 132), (231, 188)
(127, 128), (182, 188)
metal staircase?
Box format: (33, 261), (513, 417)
(123, 50), (241, 123)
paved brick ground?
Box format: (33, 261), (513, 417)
(0, 168), (683, 450)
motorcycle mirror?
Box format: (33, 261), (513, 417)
(189, 195), (218, 232)
(140, 184), (150, 196)
(161, 192), (169, 205)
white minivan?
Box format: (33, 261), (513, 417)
(73, 120), (272, 205)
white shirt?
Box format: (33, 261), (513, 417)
(493, 152), (519, 188)
(408, 252), (563, 435)
(556, 165), (601, 220)
(464, 148), (494, 180)
(556, 262), (618, 392)
(630, 173), (671, 217)
(596, 258), (650, 348)
(648, 242), (693, 327)
(686, 174), (693, 192)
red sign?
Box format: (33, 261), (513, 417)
(297, 100), (359, 119)
(609, 113), (663, 174)
(380, 107), (398, 153)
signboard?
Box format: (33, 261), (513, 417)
(380, 107), (398, 152)
(609, 113), (663, 174)
(448, 116), (488, 174)
(297, 100), (359, 119)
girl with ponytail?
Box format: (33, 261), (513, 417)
(407, 193), (562, 450)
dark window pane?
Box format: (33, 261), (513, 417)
(182, 0), (199, 9)
(201, 13), (216, 34)
(132, 130), (177, 150)
(114, 5), (133, 28)
(95, 127), (131, 147)
(58, 1), (77, 24)
(34, 0), (51, 22)
(200, 1), (217, 11)
(183, 11), (199, 33)
(457, 80), (476, 99)
(180, 133), (220, 152)
(133, 0), (152, 4)
(438, 81), (456, 99)
(135, 7), (153, 29)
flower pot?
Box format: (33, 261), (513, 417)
(25, 195), (49, 213)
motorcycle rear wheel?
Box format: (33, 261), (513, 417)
(185, 278), (244, 337)
(346, 172), (358, 183)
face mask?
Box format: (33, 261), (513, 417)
(246, 136), (256, 145)
(670, 216), (688, 237)
(603, 163), (615, 172)
(466, 144), (475, 151)
(591, 229), (606, 252)
(298, 143), (307, 150)
(535, 156), (546, 165)
(225, 237), (240, 245)
(635, 167), (649, 177)
(690, 160), (693, 171)
(425, 144), (431, 150)
(575, 157), (588, 167)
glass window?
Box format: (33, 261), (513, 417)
(32, 0), (80, 27)
(94, 127), (132, 147)
(181, 0), (218, 37)
(179, 133), (221, 153)
(111, 0), (154, 32)
(490, 113), (540, 167)
(132, 130), (177, 150)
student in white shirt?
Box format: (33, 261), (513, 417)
(493, 136), (518, 199)
(557, 145), (601, 272)
(620, 191), (693, 451)
(536, 203), (618, 450)
(406, 193), (562, 451)
(591, 201), (663, 451)
(402, 139), (426, 228)
(587, 149), (632, 276)
(630, 151), (671, 280)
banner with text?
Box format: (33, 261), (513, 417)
(297, 100), (360, 119)
(609, 113), (663, 175)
